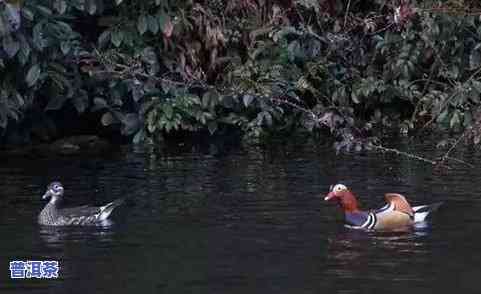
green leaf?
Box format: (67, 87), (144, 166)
(263, 111), (273, 126)
(123, 30), (134, 47)
(14, 92), (24, 107)
(35, 5), (53, 16)
(94, 97), (108, 108)
(450, 110), (460, 129)
(22, 8), (34, 21)
(7, 108), (19, 122)
(2, 35), (19, 58)
(148, 15), (159, 34)
(470, 44), (481, 70)
(60, 41), (70, 54)
(147, 110), (157, 132)
(464, 111), (472, 127)
(137, 15), (148, 35)
(141, 46), (157, 63)
(202, 93), (210, 108)
(243, 94), (254, 107)
(207, 121), (217, 134)
(133, 129), (144, 144)
(287, 40), (303, 62)
(53, 0), (68, 14)
(33, 23), (46, 51)
(111, 30), (124, 47)
(45, 96), (69, 111)
(98, 30), (111, 47)
(473, 80), (481, 93)
(351, 91), (360, 104)
(26, 64), (41, 87)
(141, 46), (159, 75)
(85, 0), (97, 15)
(202, 90), (220, 109)
(0, 14), (6, 37)
(437, 110), (448, 124)
(159, 14), (173, 37)
(73, 91), (88, 113)
(115, 0), (124, 5)
(0, 108), (6, 129)
(4, 3), (21, 32)
(158, 13), (167, 30)
(53, 21), (73, 37)
(163, 104), (173, 119)
(221, 95), (236, 109)
(101, 112), (116, 126)
(120, 113), (140, 135)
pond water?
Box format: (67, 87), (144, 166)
(1, 138), (480, 294)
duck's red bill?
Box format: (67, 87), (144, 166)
(324, 192), (336, 201)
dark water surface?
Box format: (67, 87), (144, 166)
(1, 139), (480, 294)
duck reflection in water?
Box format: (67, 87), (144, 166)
(324, 226), (430, 290)
(39, 225), (116, 249)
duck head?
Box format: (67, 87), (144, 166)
(42, 181), (64, 204)
(324, 183), (360, 212)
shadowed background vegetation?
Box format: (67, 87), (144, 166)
(1, 0), (481, 152)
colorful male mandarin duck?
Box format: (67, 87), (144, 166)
(324, 184), (442, 230)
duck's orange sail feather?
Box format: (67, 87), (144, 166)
(384, 193), (414, 217)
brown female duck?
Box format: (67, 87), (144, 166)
(38, 181), (123, 226)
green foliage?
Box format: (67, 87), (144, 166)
(1, 0), (481, 147)
(0, 0), (85, 134)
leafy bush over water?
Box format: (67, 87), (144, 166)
(1, 0), (481, 149)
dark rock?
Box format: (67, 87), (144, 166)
(0, 135), (114, 157)
(49, 135), (112, 155)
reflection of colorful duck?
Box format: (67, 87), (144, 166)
(324, 184), (442, 231)
(323, 227), (429, 292)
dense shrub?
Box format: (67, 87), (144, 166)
(1, 0), (481, 148)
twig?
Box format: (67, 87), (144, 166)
(407, 78), (447, 89)
(435, 130), (474, 168)
(445, 156), (474, 168)
(410, 61), (438, 123)
(441, 131), (465, 161)
(367, 23), (394, 36)
(272, 96), (473, 169)
(420, 66), (481, 132)
(344, 0), (352, 29)
(442, 156), (474, 168)
(271, 97), (318, 119)
(420, 8), (481, 16)
(370, 144), (439, 166)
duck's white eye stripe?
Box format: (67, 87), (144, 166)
(333, 184), (347, 191)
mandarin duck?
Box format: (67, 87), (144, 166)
(324, 184), (442, 230)
(38, 181), (124, 226)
